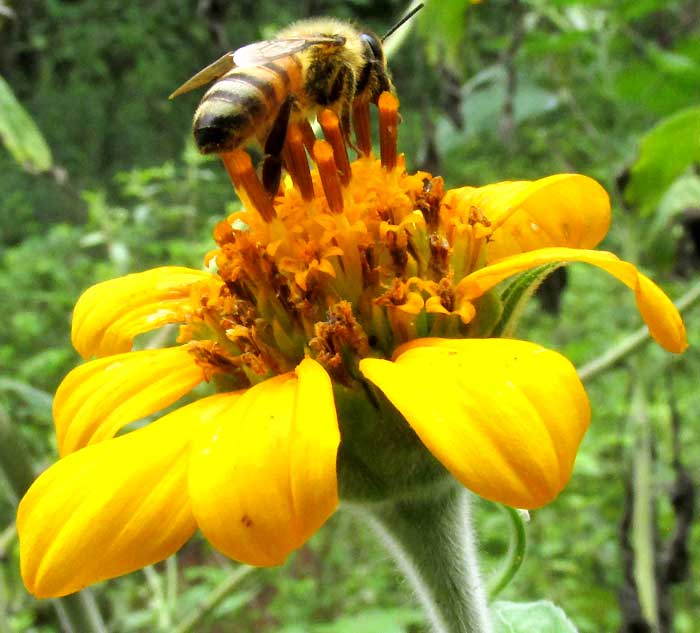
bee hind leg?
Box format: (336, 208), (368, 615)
(340, 104), (359, 153)
(262, 95), (295, 196)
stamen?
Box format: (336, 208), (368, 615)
(352, 100), (372, 157)
(312, 140), (344, 215)
(283, 123), (314, 201)
(299, 119), (317, 154)
(220, 150), (276, 222)
(378, 92), (399, 171)
(319, 109), (351, 186)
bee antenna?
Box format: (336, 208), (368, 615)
(381, 3), (424, 42)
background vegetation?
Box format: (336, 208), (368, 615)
(1, 0), (698, 631)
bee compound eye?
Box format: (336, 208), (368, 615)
(360, 33), (384, 62)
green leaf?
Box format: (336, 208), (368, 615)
(492, 264), (562, 338)
(0, 403), (36, 503)
(277, 608), (421, 633)
(492, 601), (579, 633)
(0, 377), (54, 411)
(643, 173), (700, 256)
(436, 66), (559, 149)
(0, 74), (53, 172)
(625, 107), (700, 214)
(619, 0), (673, 20)
(420, 0), (469, 68)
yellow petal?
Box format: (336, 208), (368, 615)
(16, 395), (229, 598)
(189, 358), (339, 566)
(55, 346), (205, 456)
(444, 175), (610, 261)
(457, 247), (687, 353)
(72, 267), (215, 359)
(360, 339), (590, 508)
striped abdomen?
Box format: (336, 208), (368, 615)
(193, 56), (302, 154)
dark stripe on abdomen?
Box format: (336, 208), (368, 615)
(194, 78), (267, 153)
(223, 73), (278, 105)
(193, 109), (253, 153)
(262, 62), (291, 90)
(201, 89), (267, 120)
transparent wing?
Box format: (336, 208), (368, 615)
(168, 52), (235, 99)
(232, 36), (343, 67)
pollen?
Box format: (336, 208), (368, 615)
(194, 92), (497, 384)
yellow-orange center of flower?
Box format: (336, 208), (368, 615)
(182, 94), (498, 387)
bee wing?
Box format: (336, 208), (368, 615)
(232, 36), (343, 67)
(168, 52), (236, 99)
(168, 36), (343, 100)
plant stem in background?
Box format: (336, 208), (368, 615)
(628, 381), (660, 631)
(53, 593), (107, 633)
(172, 565), (255, 633)
(578, 278), (700, 383)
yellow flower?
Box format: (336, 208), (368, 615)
(17, 94), (687, 599)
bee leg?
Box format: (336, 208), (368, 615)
(335, 69), (359, 152)
(262, 95), (295, 196)
(340, 104), (359, 153)
(262, 155), (284, 197)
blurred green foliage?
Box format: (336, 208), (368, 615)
(0, 75), (52, 172)
(491, 600), (577, 632)
(1, 0), (699, 632)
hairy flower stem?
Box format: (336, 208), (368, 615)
(356, 486), (492, 633)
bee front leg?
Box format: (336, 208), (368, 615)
(334, 68), (358, 152)
(339, 103), (358, 153)
(262, 95), (295, 196)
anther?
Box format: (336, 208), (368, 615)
(319, 109), (352, 186)
(220, 150), (276, 222)
(378, 92), (399, 171)
(352, 100), (372, 157)
(312, 140), (344, 215)
(283, 123), (314, 201)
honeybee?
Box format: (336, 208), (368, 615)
(170, 6), (423, 194)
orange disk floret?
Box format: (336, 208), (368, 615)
(283, 123), (314, 201)
(378, 92), (399, 171)
(299, 119), (317, 154)
(220, 150), (276, 223)
(319, 109), (352, 186)
(312, 140), (344, 215)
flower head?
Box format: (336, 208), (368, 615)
(17, 93), (687, 598)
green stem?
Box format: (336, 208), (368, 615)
(172, 565), (254, 633)
(487, 507), (527, 600)
(578, 278), (700, 383)
(52, 592), (107, 633)
(354, 486), (492, 633)
(629, 380), (660, 630)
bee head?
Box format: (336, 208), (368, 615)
(360, 32), (385, 66)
